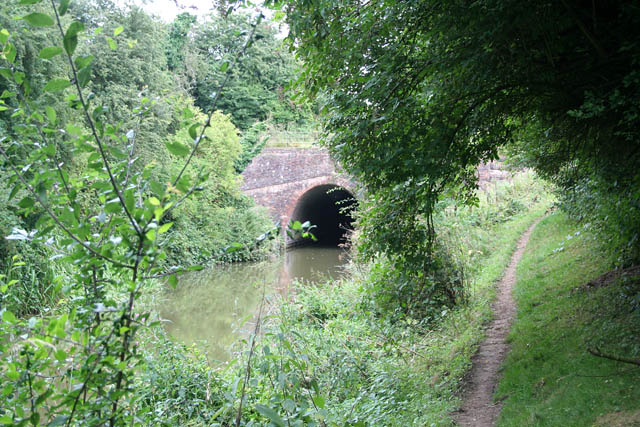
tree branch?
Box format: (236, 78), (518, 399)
(173, 12), (263, 187)
(588, 347), (640, 367)
(0, 145), (134, 269)
(50, 0), (142, 237)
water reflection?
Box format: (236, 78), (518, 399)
(159, 246), (349, 363)
(284, 246), (349, 284)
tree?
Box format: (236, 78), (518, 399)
(173, 11), (312, 131)
(282, 0), (640, 271)
(166, 12), (196, 72)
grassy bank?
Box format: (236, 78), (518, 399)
(496, 212), (640, 426)
(137, 172), (555, 425)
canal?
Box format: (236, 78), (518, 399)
(158, 246), (350, 363)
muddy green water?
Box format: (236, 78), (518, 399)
(159, 247), (349, 363)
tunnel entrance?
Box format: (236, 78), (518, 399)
(288, 185), (356, 247)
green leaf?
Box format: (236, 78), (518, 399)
(54, 349), (66, 362)
(66, 21), (86, 37)
(58, 0), (71, 16)
(44, 79), (71, 92)
(188, 123), (199, 140)
(220, 61), (230, 72)
(225, 242), (244, 253)
(6, 368), (19, 381)
(8, 184), (20, 201)
(20, 0), (43, 4)
(106, 37), (117, 50)
(74, 55), (93, 69)
(312, 394), (326, 409)
(108, 145), (127, 159)
(18, 196), (34, 209)
(145, 229), (156, 242)
(13, 71), (24, 84)
(124, 189), (135, 213)
(148, 197), (160, 206)
(0, 29), (9, 45)
(77, 65), (92, 88)
(165, 140), (190, 157)
(114, 26), (124, 37)
(105, 199), (121, 214)
(43, 144), (56, 157)
(255, 405), (285, 427)
(63, 22), (84, 56)
(2, 310), (17, 324)
(176, 175), (191, 193)
(4, 43), (17, 64)
(168, 274), (178, 289)
(150, 180), (164, 197)
(158, 222), (173, 234)
(45, 106), (56, 124)
(23, 13), (54, 27)
(29, 412), (40, 426)
(39, 46), (63, 59)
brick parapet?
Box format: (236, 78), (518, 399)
(241, 148), (334, 191)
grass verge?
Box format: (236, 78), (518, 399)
(496, 212), (640, 426)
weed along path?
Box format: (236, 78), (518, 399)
(455, 218), (542, 426)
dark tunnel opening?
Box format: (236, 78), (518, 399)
(289, 185), (356, 247)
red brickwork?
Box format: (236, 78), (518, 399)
(241, 148), (511, 225)
(241, 148), (354, 225)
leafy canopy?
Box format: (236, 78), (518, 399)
(282, 0), (640, 264)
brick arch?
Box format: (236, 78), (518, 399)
(281, 178), (356, 228)
(241, 147), (357, 229)
(283, 182), (357, 246)
(241, 148), (512, 246)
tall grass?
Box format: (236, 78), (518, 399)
(496, 212), (640, 426)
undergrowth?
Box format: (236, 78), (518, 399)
(136, 171), (555, 425)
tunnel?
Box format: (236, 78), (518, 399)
(288, 184), (356, 247)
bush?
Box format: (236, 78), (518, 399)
(161, 110), (276, 265)
(0, 187), (62, 316)
(357, 171), (549, 323)
(364, 244), (465, 324)
(558, 176), (640, 266)
(136, 334), (227, 425)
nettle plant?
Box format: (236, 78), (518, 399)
(0, 1), (261, 425)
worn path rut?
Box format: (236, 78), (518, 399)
(454, 218), (542, 426)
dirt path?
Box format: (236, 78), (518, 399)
(454, 218), (542, 427)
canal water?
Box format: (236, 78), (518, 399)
(158, 246), (350, 363)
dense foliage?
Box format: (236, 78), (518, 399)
(0, 1), (277, 422)
(134, 172), (552, 426)
(281, 0), (640, 287)
(0, 0), (277, 278)
(168, 10), (316, 133)
(3, 0), (637, 423)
